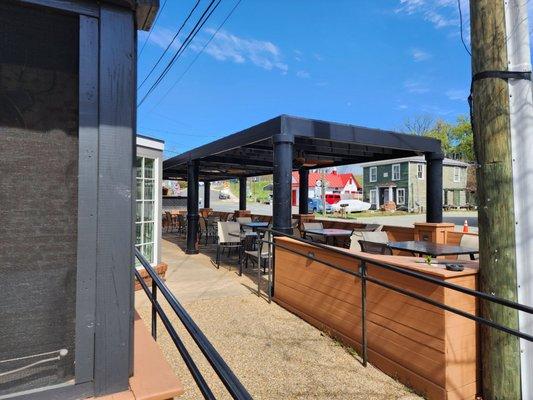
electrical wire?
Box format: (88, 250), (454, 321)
(139, 0), (201, 89)
(151, 0), (244, 109)
(137, 0), (222, 107)
(138, 0), (168, 58)
(457, 0), (472, 56)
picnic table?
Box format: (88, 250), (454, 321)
(303, 228), (352, 246)
(387, 240), (479, 260)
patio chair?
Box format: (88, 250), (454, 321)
(364, 223), (383, 232)
(302, 221), (325, 243)
(243, 231), (272, 274)
(350, 231), (389, 252)
(215, 221), (241, 269)
(358, 240), (393, 255)
(165, 211), (179, 232)
(237, 217), (253, 233)
(226, 212), (234, 221)
(458, 234), (479, 261)
(199, 217), (217, 245)
(176, 213), (187, 236)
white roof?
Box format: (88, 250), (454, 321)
(357, 156), (470, 168)
(137, 134), (165, 151)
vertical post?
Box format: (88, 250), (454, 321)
(204, 181), (210, 209)
(273, 133), (294, 235)
(151, 280), (157, 340)
(298, 168), (309, 214)
(239, 176), (247, 211)
(425, 152), (443, 223)
(470, 1), (522, 398)
(505, 1), (533, 398)
(186, 160), (199, 254)
(360, 261), (367, 367)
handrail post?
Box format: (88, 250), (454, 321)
(152, 278), (157, 340)
(267, 233), (272, 303)
(257, 234), (262, 297)
(360, 260), (368, 367)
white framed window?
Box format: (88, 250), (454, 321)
(396, 188), (406, 205)
(417, 164), (424, 180)
(369, 189), (378, 205)
(136, 156), (156, 265)
(453, 167), (461, 182)
(392, 164), (401, 181)
(369, 166), (377, 182)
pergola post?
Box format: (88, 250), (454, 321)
(204, 181), (210, 209)
(186, 160), (199, 254)
(239, 177), (247, 210)
(425, 152), (444, 223)
(298, 168), (309, 214)
(273, 133), (294, 234)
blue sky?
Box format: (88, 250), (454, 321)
(137, 0), (532, 159)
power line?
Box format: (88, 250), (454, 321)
(137, 0), (222, 108)
(138, 0), (167, 58)
(151, 0), (244, 109)
(457, 0), (471, 56)
(138, 0), (201, 89)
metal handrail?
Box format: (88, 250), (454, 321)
(255, 227), (533, 368)
(134, 249), (253, 400)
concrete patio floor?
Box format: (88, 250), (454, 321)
(136, 233), (422, 400)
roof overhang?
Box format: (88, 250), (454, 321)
(163, 115), (442, 181)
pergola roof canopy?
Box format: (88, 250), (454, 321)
(163, 115), (442, 181)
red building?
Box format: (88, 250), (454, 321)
(291, 171), (362, 206)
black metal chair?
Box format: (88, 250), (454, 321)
(358, 240), (393, 255)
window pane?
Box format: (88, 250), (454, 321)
(143, 243), (154, 264)
(143, 222), (154, 243)
(136, 202), (143, 223)
(144, 201), (154, 222)
(136, 223), (142, 245)
(136, 178), (143, 200)
(136, 157), (143, 178)
(144, 179), (154, 200)
(144, 158), (154, 179)
(135, 245), (142, 268)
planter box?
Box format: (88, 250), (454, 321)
(134, 263), (168, 291)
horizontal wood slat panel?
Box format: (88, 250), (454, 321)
(273, 237), (479, 399)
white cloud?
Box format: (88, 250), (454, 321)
(404, 79), (430, 94)
(200, 29), (288, 73)
(411, 48), (431, 61)
(445, 89), (468, 101)
(144, 26), (288, 74)
(396, 103), (408, 110)
(396, 0), (459, 30)
(296, 70), (311, 79)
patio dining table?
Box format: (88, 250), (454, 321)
(387, 240), (479, 260)
(240, 221), (269, 231)
(303, 228), (352, 246)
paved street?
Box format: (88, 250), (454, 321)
(206, 187), (478, 231)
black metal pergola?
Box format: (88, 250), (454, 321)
(163, 115), (444, 254)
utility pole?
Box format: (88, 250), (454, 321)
(470, 1), (532, 398)
(320, 170), (327, 217)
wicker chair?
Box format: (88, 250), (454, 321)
(215, 222), (241, 268)
(358, 240), (392, 255)
(243, 231), (271, 274)
(199, 217), (217, 245)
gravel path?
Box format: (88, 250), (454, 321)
(136, 237), (422, 399)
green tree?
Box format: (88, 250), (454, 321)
(403, 115), (474, 162)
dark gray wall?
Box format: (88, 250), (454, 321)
(0, 3), (79, 395)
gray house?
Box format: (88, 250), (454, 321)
(360, 156), (469, 211)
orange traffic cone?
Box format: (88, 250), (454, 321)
(463, 220), (469, 233)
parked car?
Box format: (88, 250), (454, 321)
(218, 189), (230, 200)
(308, 198), (332, 213)
(331, 199), (372, 213)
